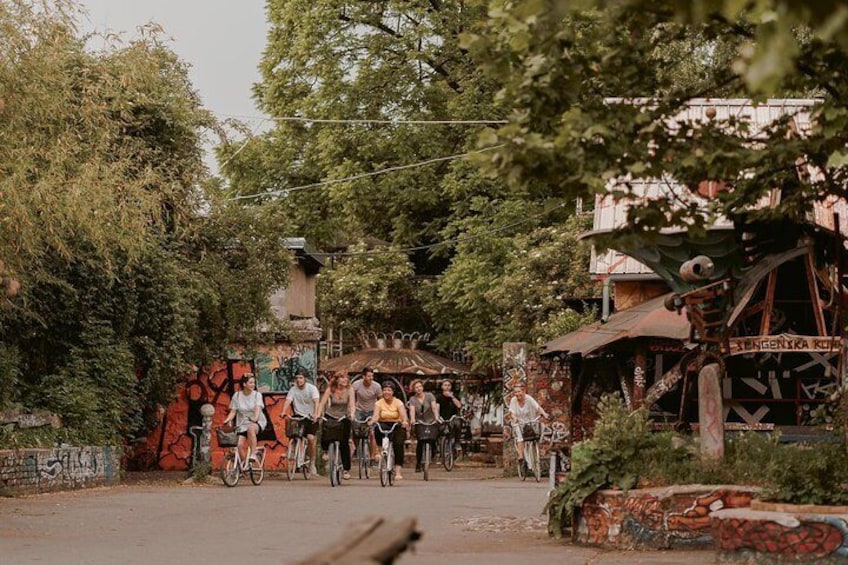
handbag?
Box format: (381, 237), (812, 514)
(216, 426), (239, 447)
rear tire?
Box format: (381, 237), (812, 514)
(423, 442), (431, 482)
(442, 437), (454, 471)
(222, 453), (239, 487)
(286, 439), (297, 481)
(249, 450), (264, 486)
(517, 450), (526, 481)
(328, 443), (339, 487)
(358, 440), (370, 479)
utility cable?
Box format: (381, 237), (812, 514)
(217, 113), (508, 125)
(227, 145), (504, 202)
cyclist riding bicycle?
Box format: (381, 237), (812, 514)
(222, 373), (267, 464)
(407, 379), (439, 473)
(507, 383), (549, 466)
(368, 381), (409, 480)
(316, 371), (355, 480)
(353, 367), (381, 466)
(282, 369), (320, 476)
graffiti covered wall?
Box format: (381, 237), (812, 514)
(0, 446), (120, 494)
(574, 485), (758, 549)
(131, 342), (319, 472)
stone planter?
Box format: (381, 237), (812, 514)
(574, 484), (758, 549)
(711, 500), (848, 563)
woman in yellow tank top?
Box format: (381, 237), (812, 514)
(368, 382), (409, 479)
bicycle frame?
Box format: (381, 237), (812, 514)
(353, 417), (371, 479)
(514, 416), (542, 483)
(222, 441), (265, 487)
(286, 415), (313, 481)
(440, 415), (462, 472)
(322, 414), (348, 487)
(375, 422), (400, 487)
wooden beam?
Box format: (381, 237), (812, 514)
(805, 251), (827, 336)
(760, 271), (777, 335)
(297, 516), (421, 565)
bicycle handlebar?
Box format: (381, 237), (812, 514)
(322, 414), (349, 422)
(374, 422), (401, 434)
(289, 414), (314, 422)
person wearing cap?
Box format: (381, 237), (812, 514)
(368, 381), (409, 480)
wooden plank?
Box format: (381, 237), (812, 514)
(297, 516), (420, 565)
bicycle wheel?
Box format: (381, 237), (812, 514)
(532, 441), (541, 483)
(423, 442), (431, 482)
(517, 448), (526, 481)
(249, 450), (265, 486)
(221, 452), (240, 487)
(286, 439), (297, 481)
(442, 437), (455, 471)
(387, 449), (394, 486)
(358, 439), (369, 479)
(300, 441), (310, 480)
(379, 450), (389, 487)
(328, 442), (339, 487)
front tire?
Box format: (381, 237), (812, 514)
(222, 453), (239, 487)
(249, 451), (264, 486)
(379, 451), (389, 487)
(300, 441), (310, 480)
(423, 442), (431, 482)
(532, 442), (541, 483)
(328, 443), (339, 487)
(286, 439), (297, 481)
(442, 437), (454, 471)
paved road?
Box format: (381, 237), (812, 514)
(0, 467), (718, 564)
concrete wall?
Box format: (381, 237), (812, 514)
(269, 266), (317, 319)
(0, 446), (120, 495)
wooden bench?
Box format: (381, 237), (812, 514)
(297, 516), (421, 564)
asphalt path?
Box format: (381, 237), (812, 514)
(0, 467), (717, 564)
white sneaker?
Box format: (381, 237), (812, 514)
(310, 463), (318, 476)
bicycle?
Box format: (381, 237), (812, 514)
(322, 414), (348, 487)
(353, 417), (371, 480)
(285, 415), (313, 481)
(219, 432), (266, 487)
(375, 422), (401, 487)
(414, 420), (440, 481)
(439, 415), (463, 472)
(515, 416), (542, 483)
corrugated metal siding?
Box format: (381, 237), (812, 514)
(589, 98), (843, 277)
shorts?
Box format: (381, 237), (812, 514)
(355, 409), (373, 422)
(298, 417), (318, 437)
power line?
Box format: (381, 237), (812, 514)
(227, 145), (504, 202)
(217, 118), (267, 170)
(217, 113), (508, 126)
(320, 203), (569, 257)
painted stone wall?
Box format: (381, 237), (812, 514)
(712, 507), (848, 563)
(131, 343), (319, 472)
(574, 485), (757, 549)
(0, 446), (120, 495)
(502, 343), (571, 474)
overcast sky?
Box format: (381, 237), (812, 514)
(80, 1), (270, 173)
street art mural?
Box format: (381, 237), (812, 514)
(712, 508), (848, 562)
(574, 486), (757, 549)
(129, 343), (319, 471)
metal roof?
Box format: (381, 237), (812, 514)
(542, 293), (689, 356)
(320, 348), (474, 376)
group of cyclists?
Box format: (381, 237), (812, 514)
(223, 367), (470, 481)
(222, 367), (552, 482)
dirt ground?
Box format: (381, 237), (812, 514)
(0, 467), (718, 564)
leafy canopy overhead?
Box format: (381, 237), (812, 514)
(466, 0), (848, 243)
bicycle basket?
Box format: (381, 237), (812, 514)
(440, 418), (463, 437)
(353, 421), (370, 439)
(322, 419), (347, 443)
(216, 427), (239, 448)
(286, 418), (305, 439)
(415, 422), (440, 441)
(522, 421), (541, 441)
